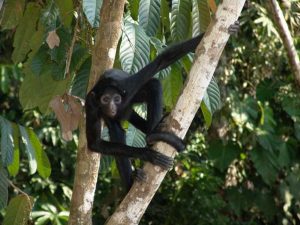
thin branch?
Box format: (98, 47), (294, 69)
(266, 0), (300, 87)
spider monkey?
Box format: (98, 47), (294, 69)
(85, 22), (239, 191)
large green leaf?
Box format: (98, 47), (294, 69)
(138, 0), (161, 36)
(19, 61), (70, 114)
(83, 0), (103, 28)
(120, 16), (150, 74)
(55, 0), (74, 27)
(170, 0), (192, 41)
(250, 148), (279, 185)
(0, 0), (25, 30)
(191, 0), (210, 36)
(19, 126), (37, 174)
(0, 166), (8, 209)
(71, 57), (91, 99)
(41, 1), (59, 31)
(12, 3), (41, 63)
(7, 123), (20, 177)
(27, 128), (51, 178)
(162, 63), (183, 111)
(200, 77), (221, 127)
(208, 142), (240, 172)
(0, 117), (14, 166)
(3, 194), (34, 225)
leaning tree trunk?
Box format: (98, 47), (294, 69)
(266, 0), (300, 87)
(68, 1), (125, 225)
(105, 0), (246, 224)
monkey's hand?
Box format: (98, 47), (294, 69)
(142, 148), (173, 170)
(133, 168), (147, 182)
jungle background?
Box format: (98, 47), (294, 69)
(1, 0), (300, 224)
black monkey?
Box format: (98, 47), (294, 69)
(85, 22), (239, 191)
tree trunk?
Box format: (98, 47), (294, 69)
(105, 0), (246, 224)
(68, 1), (125, 225)
(266, 0), (300, 86)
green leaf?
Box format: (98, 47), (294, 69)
(126, 124), (146, 148)
(69, 44), (90, 74)
(208, 142), (240, 172)
(226, 188), (253, 216)
(282, 96), (300, 120)
(55, 0), (74, 27)
(120, 16), (150, 74)
(0, 0), (25, 30)
(254, 192), (276, 219)
(83, 0), (103, 28)
(191, 0), (210, 36)
(138, 0), (161, 36)
(162, 63), (183, 111)
(7, 123), (20, 177)
(160, 0), (170, 34)
(41, 1), (59, 31)
(27, 128), (51, 178)
(201, 77), (221, 127)
(0, 117), (14, 166)
(128, 0), (140, 21)
(12, 3), (41, 63)
(294, 122), (300, 141)
(0, 166), (8, 209)
(170, 0), (192, 41)
(19, 126), (37, 174)
(3, 194), (34, 225)
(250, 148), (279, 185)
(71, 57), (91, 99)
(256, 79), (280, 102)
(19, 64), (70, 114)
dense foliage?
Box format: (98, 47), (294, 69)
(0, 0), (300, 224)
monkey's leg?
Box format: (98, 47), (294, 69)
(131, 79), (185, 152)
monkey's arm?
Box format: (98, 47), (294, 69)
(88, 139), (173, 169)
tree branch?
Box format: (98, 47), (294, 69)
(68, 1), (125, 225)
(266, 0), (300, 87)
(105, 1), (246, 224)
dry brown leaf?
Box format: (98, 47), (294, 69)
(49, 95), (83, 141)
(46, 30), (60, 49)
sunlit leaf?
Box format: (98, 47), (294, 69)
(19, 126), (37, 174)
(170, 0), (192, 41)
(83, 0), (103, 27)
(138, 0), (161, 36)
(120, 16), (150, 74)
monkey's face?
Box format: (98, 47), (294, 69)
(100, 88), (122, 118)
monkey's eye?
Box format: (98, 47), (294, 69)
(100, 95), (110, 104)
(114, 95), (122, 104)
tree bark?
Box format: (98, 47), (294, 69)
(68, 1), (125, 225)
(105, 0), (246, 224)
(266, 0), (300, 86)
